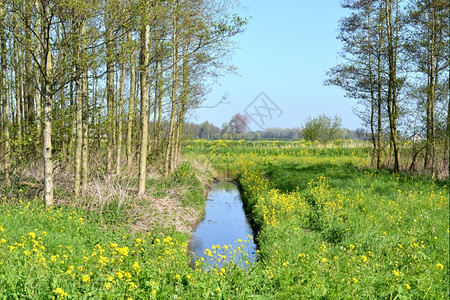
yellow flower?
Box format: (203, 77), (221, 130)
(360, 255), (368, 262)
(28, 232), (36, 239)
(105, 282), (111, 289)
(81, 274), (90, 283)
(321, 257), (327, 263)
(117, 246), (129, 256)
(352, 277), (358, 283)
(436, 263), (444, 270)
(53, 287), (67, 298)
(392, 270), (400, 277)
(133, 261), (141, 272)
(404, 283), (411, 290)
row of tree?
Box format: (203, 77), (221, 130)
(326, 0), (449, 176)
(0, 0), (245, 205)
(186, 114), (354, 141)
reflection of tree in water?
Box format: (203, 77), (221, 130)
(213, 181), (238, 193)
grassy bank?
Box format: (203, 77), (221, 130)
(186, 139), (449, 298)
(0, 140), (448, 298)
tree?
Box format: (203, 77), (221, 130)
(0, 0), (246, 202)
(0, 3), (10, 186)
(301, 115), (343, 142)
(406, 0), (449, 177)
(229, 113), (249, 135)
(326, 0), (387, 168)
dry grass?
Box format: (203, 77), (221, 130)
(2, 154), (214, 235)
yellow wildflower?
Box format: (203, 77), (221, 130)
(133, 261), (141, 272)
(53, 287), (67, 298)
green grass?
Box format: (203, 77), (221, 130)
(0, 140), (448, 298)
(188, 139), (449, 298)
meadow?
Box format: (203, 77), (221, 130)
(0, 139), (448, 298)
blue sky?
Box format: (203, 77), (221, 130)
(190, 0), (361, 131)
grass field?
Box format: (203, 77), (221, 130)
(1, 139), (448, 298)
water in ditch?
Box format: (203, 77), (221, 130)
(189, 181), (256, 268)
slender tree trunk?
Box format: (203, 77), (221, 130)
(1, 5), (11, 186)
(81, 72), (89, 188)
(126, 32), (136, 168)
(106, 23), (114, 181)
(430, 10), (437, 178)
(42, 1), (54, 206)
(385, 0), (400, 172)
(81, 20), (89, 189)
(174, 42), (189, 166)
(24, 10), (34, 136)
(154, 48), (163, 152)
(165, 0), (179, 177)
(67, 67), (75, 160)
(366, 8), (376, 168)
(116, 61), (125, 174)
(153, 58), (160, 152)
(34, 0), (42, 152)
(376, 36), (383, 170)
(444, 111), (449, 175)
(60, 86), (67, 157)
(13, 31), (23, 154)
(138, 24), (150, 195)
(74, 74), (82, 196)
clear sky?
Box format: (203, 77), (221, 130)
(189, 0), (361, 131)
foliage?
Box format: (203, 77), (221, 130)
(301, 114), (344, 142)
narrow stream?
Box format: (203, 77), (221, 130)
(189, 181), (256, 268)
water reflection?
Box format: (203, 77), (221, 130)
(189, 181), (256, 268)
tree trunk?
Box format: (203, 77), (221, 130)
(126, 32), (136, 168)
(165, 0), (179, 177)
(81, 20), (89, 189)
(376, 26), (383, 170)
(42, 1), (54, 206)
(106, 21), (114, 181)
(174, 42), (189, 167)
(13, 30), (23, 154)
(0, 4), (10, 186)
(138, 24), (150, 195)
(34, 0), (42, 152)
(116, 61), (125, 174)
(385, 0), (400, 172)
(74, 72), (82, 196)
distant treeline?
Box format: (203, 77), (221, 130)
(185, 121), (357, 140)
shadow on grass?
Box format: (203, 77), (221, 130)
(265, 162), (361, 192)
